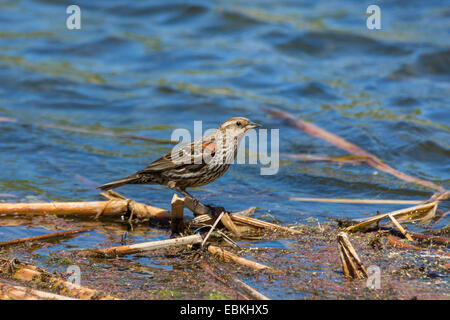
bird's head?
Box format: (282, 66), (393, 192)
(218, 117), (260, 140)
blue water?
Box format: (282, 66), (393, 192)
(0, 0), (449, 298)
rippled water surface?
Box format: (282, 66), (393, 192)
(0, 0), (449, 299)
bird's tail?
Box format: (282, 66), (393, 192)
(97, 175), (140, 191)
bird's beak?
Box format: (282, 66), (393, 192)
(246, 122), (260, 129)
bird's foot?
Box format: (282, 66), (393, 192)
(191, 197), (201, 211)
(206, 204), (228, 216)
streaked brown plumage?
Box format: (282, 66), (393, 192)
(97, 117), (259, 199)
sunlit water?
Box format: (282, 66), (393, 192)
(0, 0), (449, 298)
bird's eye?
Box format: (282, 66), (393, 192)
(236, 121), (241, 126)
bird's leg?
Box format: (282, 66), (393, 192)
(178, 188), (227, 216)
(173, 187), (201, 210)
(170, 186), (226, 216)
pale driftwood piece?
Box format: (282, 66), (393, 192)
(170, 194), (185, 234)
(0, 228), (91, 247)
(230, 278), (270, 300)
(265, 107), (445, 192)
(208, 245), (270, 271)
(230, 213), (303, 235)
(388, 214), (413, 241)
(201, 212), (225, 248)
(337, 232), (368, 279)
(198, 262), (249, 300)
(0, 282), (77, 300)
(345, 201), (438, 232)
(290, 197), (422, 205)
(89, 234), (203, 258)
(0, 258), (117, 300)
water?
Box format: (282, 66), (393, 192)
(0, 0), (449, 298)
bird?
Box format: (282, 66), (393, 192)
(97, 117), (260, 204)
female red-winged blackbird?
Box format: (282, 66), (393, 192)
(98, 117), (260, 201)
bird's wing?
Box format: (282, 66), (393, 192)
(137, 137), (218, 174)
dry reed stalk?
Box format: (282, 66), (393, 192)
(388, 236), (450, 257)
(183, 195), (256, 219)
(0, 258), (117, 300)
(345, 201), (438, 232)
(265, 107), (445, 192)
(441, 263), (450, 270)
(201, 212), (225, 247)
(220, 212), (241, 236)
(290, 197), (422, 205)
(425, 190), (450, 203)
(230, 278), (270, 300)
(0, 281), (76, 300)
(100, 190), (170, 220)
(0, 228), (91, 247)
(170, 194), (185, 234)
(0, 198), (170, 220)
(88, 234), (203, 258)
(184, 193), (298, 235)
(207, 245), (270, 271)
(337, 232), (368, 279)
(190, 208), (256, 234)
(192, 211), (300, 235)
(388, 236), (423, 251)
(281, 153), (368, 164)
(229, 213), (303, 235)
(408, 232), (449, 245)
(198, 262), (249, 300)
(388, 214), (413, 241)
(43, 124), (176, 144)
(0, 117), (17, 122)
(235, 207), (256, 216)
(1, 116), (175, 144)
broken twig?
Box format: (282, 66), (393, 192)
(0, 228), (91, 247)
